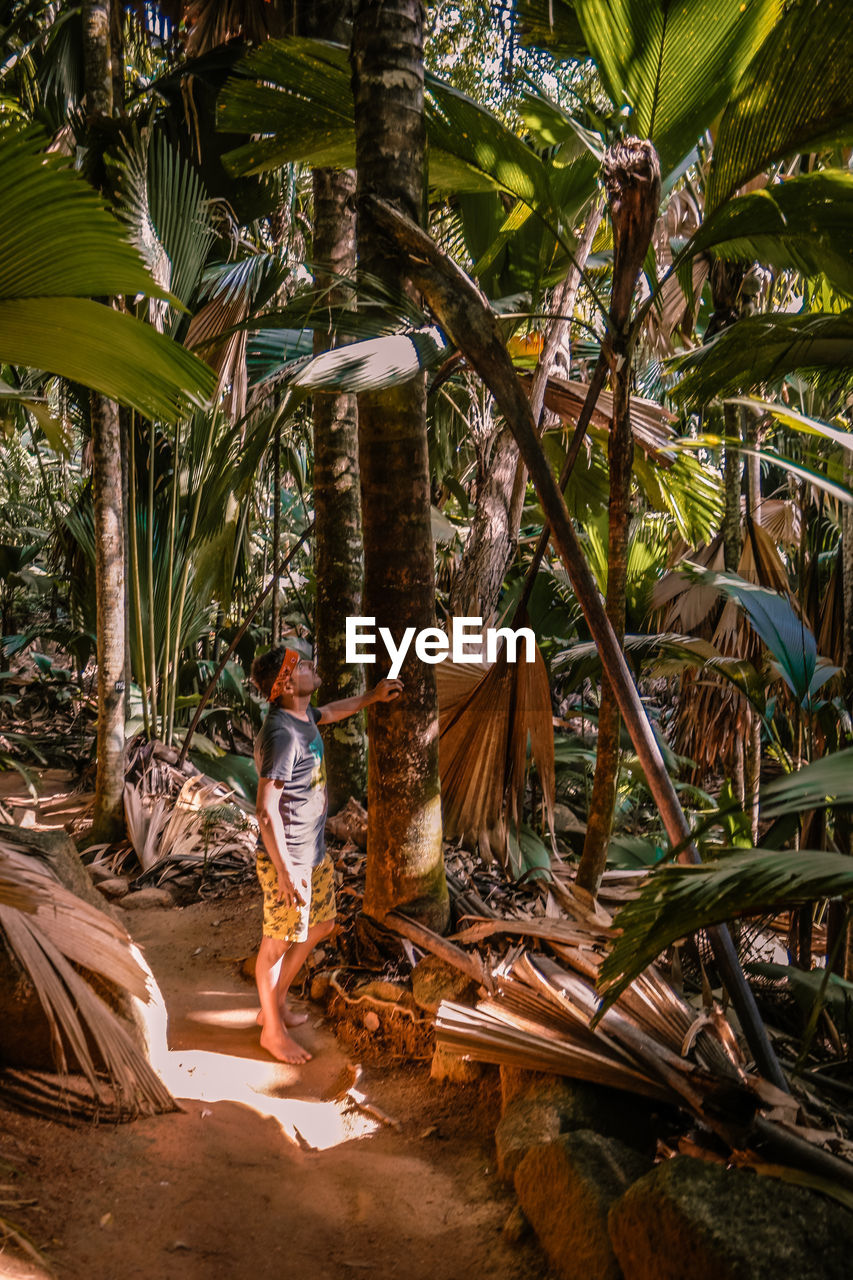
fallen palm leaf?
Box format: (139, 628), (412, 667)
(0, 838), (175, 1118)
(123, 782), (169, 873)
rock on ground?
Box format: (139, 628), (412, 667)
(609, 1155), (853, 1280)
(515, 1131), (651, 1280)
(412, 955), (476, 1013)
(120, 887), (175, 910)
(495, 1075), (659, 1182)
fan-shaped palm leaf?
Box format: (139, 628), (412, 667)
(672, 312), (853, 403)
(706, 0), (853, 213)
(599, 846), (853, 1007)
(570, 0), (782, 175)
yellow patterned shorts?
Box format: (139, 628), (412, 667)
(255, 850), (337, 943)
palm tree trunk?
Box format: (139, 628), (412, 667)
(90, 389), (127, 840)
(270, 423), (281, 644)
(576, 139), (660, 896)
(83, 0), (125, 841)
(351, 0), (448, 929)
(312, 166), (367, 811)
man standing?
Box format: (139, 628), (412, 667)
(250, 643), (401, 1063)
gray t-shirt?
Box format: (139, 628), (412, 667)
(254, 704), (327, 868)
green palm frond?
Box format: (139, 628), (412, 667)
(515, 0), (590, 60)
(671, 311), (853, 403)
(571, 0), (782, 174)
(0, 123), (169, 301)
(669, 435), (853, 509)
(0, 124), (216, 419)
(598, 846), (853, 1006)
(707, 0), (853, 212)
(217, 36), (559, 220)
(688, 171), (853, 299)
(554, 630), (767, 710)
(758, 748), (853, 820)
(0, 297), (216, 422)
(112, 129), (216, 330)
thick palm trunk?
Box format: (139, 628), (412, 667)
(351, 0), (448, 928)
(576, 140), (660, 896)
(312, 166), (367, 811)
(83, 0), (125, 841)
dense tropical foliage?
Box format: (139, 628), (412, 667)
(0, 0), (852, 1092)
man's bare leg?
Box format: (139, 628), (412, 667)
(257, 919), (335, 1028)
(255, 935), (312, 1063)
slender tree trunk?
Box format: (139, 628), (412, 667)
(84, 0), (125, 841)
(351, 0), (448, 928)
(270, 423), (281, 644)
(743, 406), (762, 842)
(722, 404), (743, 574)
(576, 139), (660, 896)
(312, 166), (367, 811)
(447, 423), (518, 621)
(91, 389), (127, 839)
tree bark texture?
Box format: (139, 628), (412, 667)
(447, 422), (518, 621)
(84, 0), (125, 841)
(82, 0), (113, 119)
(312, 166), (367, 812)
(577, 139), (660, 896)
(351, 0), (448, 929)
(91, 391), (127, 841)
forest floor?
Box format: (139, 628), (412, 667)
(0, 822), (552, 1280)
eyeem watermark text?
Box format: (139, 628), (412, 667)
(345, 617), (535, 679)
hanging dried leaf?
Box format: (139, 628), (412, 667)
(436, 634), (555, 868)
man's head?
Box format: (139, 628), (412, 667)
(251, 642), (320, 704)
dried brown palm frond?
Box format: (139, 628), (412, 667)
(186, 293), (249, 421)
(0, 839), (175, 1119)
(179, 0), (296, 56)
(646, 184), (707, 356)
(434, 887), (853, 1197)
(435, 637), (555, 868)
(529, 373), (678, 465)
(152, 775), (255, 878)
(811, 545), (844, 668)
(123, 783), (169, 873)
(754, 498), (801, 550)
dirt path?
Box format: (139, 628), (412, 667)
(2, 880), (551, 1280)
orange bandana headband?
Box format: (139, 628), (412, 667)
(269, 648), (301, 702)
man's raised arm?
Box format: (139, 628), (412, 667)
(317, 678), (403, 725)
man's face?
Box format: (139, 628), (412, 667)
(290, 656), (321, 697)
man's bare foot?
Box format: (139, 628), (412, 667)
(256, 1004), (309, 1028)
(259, 1026), (312, 1064)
